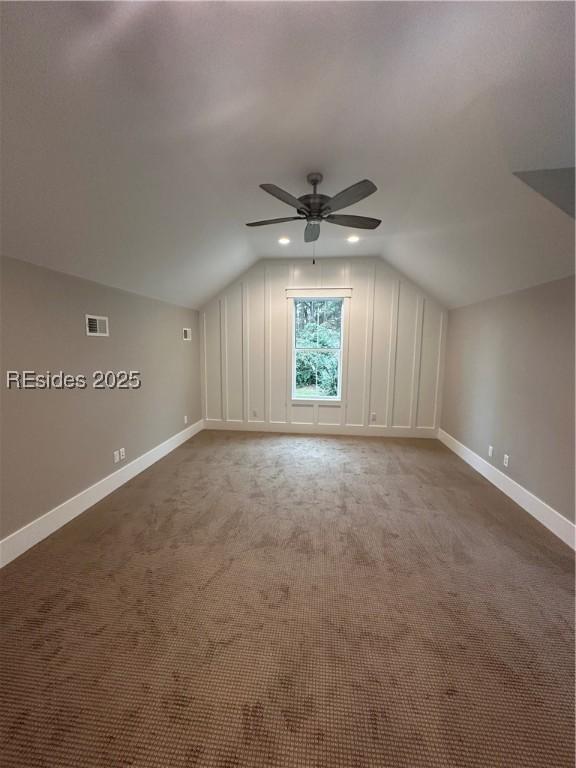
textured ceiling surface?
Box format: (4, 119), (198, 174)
(2, 1), (574, 308)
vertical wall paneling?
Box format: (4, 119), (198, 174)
(247, 265), (265, 422)
(224, 282), (244, 422)
(417, 299), (443, 428)
(291, 261), (320, 289)
(198, 312), (208, 416)
(263, 266), (270, 424)
(242, 280), (250, 423)
(391, 281), (419, 427)
(286, 291), (293, 423)
(345, 261), (372, 426)
(370, 265), (395, 428)
(200, 312), (206, 419)
(409, 295), (425, 427)
(201, 258), (445, 436)
(363, 261), (377, 427)
(203, 299), (223, 421)
(220, 297), (228, 421)
(432, 310), (446, 428)
(384, 278), (400, 428)
(319, 259), (349, 288)
(267, 263), (290, 423)
(337, 296), (351, 427)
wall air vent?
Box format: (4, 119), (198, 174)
(85, 315), (109, 337)
(183, 328), (192, 341)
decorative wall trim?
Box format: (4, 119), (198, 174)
(285, 287), (352, 298)
(437, 429), (575, 550)
(409, 295), (424, 427)
(0, 420), (205, 568)
(201, 258), (446, 438)
(431, 310), (446, 428)
(384, 278), (400, 427)
(204, 420), (437, 438)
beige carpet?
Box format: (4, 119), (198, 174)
(1, 431), (574, 767)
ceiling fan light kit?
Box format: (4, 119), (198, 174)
(246, 172), (381, 243)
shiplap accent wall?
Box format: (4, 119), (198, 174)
(200, 258), (446, 436)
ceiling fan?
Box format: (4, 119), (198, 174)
(246, 172), (381, 243)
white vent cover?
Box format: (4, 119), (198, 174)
(85, 315), (109, 337)
(182, 328), (192, 341)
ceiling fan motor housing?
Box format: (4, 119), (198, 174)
(298, 193), (331, 220)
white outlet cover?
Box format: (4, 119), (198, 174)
(119, 448), (126, 460)
(488, 445), (494, 458)
(503, 454), (509, 467)
(184, 415), (188, 424)
(113, 450), (120, 464)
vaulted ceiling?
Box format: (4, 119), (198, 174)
(2, 1), (574, 309)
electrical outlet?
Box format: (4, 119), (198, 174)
(488, 445), (494, 458)
(252, 409), (258, 418)
(184, 415), (188, 425)
(119, 447), (126, 460)
(113, 450), (120, 464)
(503, 454), (509, 468)
(371, 412), (377, 423)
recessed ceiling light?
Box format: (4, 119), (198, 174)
(347, 235), (360, 243)
(278, 237), (290, 245)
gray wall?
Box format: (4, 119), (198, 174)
(1, 257), (201, 538)
(442, 276), (575, 522)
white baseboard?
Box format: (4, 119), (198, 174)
(0, 419), (205, 568)
(204, 419), (437, 438)
(437, 429), (575, 550)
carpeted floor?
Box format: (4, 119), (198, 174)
(1, 431), (574, 767)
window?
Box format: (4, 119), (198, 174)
(292, 298), (343, 400)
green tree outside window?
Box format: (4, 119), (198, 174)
(293, 299), (343, 399)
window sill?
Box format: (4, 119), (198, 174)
(291, 399), (343, 405)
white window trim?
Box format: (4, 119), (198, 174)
(288, 296), (348, 404)
(285, 287), (352, 299)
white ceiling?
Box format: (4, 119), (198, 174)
(2, 1), (574, 309)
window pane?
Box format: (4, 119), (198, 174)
(294, 299), (342, 349)
(294, 350), (340, 398)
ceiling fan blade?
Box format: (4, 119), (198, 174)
(260, 183), (309, 212)
(304, 221), (320, 242)
(246, 216), (304, 227)
(324, 179), (377, 213)
(324, 214), (381, 229)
